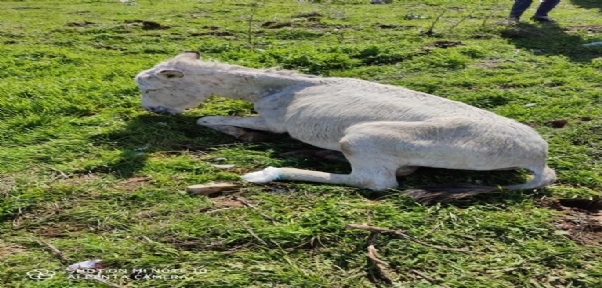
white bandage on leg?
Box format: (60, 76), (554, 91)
(241, 167), (281, 183)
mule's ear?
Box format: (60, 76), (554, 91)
(157, 69), (185, 79)
(175, 51), (200, 60)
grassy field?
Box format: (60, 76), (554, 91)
(1, 0), (602, 287)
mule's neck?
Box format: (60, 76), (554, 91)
(198, 66), (318, 102)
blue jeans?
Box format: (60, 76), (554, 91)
(510, 0), (560, 18)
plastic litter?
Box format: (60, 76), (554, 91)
(210, 164), (235, 169)
(67, 259), (103, 272)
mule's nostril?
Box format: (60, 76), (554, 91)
(144, 107), (155, 112)
(155, 109), (172, 115)
(145, 106), (173, 115)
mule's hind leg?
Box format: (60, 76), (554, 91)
(242, 159), (399, 190)
(243, 130), (401, 190)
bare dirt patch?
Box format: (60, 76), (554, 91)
(199, 196), (245, 213)
(33, 222), (88, 238)
(541, 197), (602, 246)
(432, 40), (464, 48)
(0, 177), (17, 197)
(124, 20), (170, 30)
(190, 31), (235, 37)
(65, 21), (96, 27)
(474, 57), (507, 69)
(113, 177), (152, 192)
(49, 174), (101, 186)
(140, 33), (161, 37)
(0, 241), (27, 258)
(135, 210), (159, 218)
(213, 198), (245, 208)
(470, 34), (492, 39)
(373, 23), (418, 29)
(565, 25), (602, 33)
(261, 21), (293, 29)
(201, 25), (220, 30)
(259, 20), (352, 31)
(305, 23), (353, 30)
(548, 119), (568, 128)
(10, 6), (42, 10)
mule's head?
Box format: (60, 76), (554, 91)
(135, 51), (211, 115)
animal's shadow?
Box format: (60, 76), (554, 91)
(86, 114), (234, 178)
(88, 114), (546, 205)
(502, 22), (602, 63)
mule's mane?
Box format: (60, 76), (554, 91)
(167, 57), (321, 79)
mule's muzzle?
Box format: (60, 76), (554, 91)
(144, 106), (175, 115)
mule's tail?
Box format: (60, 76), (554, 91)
(502, 166), (556, 191)
(402, 166), (556, 204)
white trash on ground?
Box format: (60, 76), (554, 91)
(67, 259), (103, 272)
(210, 164), (235, 169)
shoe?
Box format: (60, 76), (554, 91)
(530, 16), (556, 23)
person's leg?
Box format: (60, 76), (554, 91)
(509, 0), (534, 19)
(533, 0), (560, 21)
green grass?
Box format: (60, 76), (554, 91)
(1, 0), (602, 287)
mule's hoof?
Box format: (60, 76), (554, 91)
(241, 167), (281, 184)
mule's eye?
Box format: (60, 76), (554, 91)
(158, 69), (185, 79)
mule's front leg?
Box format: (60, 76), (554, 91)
(197, 116), (273, 142)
